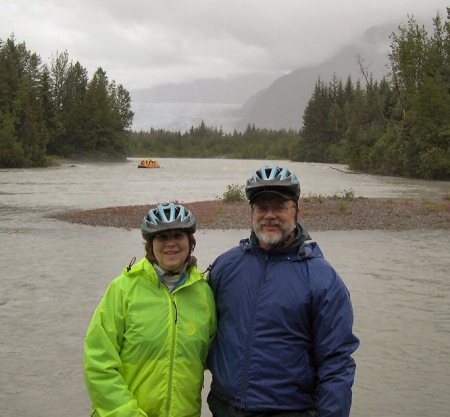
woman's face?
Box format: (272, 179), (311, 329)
(152, 230), (190, 271)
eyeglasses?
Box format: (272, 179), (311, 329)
(252, 201), (296, 216)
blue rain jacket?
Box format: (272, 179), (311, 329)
(207, 237), (359, 417)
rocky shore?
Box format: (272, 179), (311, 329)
(50, 195), (450, 231)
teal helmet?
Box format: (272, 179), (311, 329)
(141, 203), (196, 240)
(245, 165), (300, 203)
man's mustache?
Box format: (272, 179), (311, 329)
(261, 220), (281, 227)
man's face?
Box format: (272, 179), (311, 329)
(251, 195), (298, 250)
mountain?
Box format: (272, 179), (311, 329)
(235, 23), (395, 131)
(130, 23), (395, 132)
(130, 73), (281, 132)
(131, 73), (281, 104)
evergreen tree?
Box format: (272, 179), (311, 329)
(110, 82), (134, 130)
(300, 79), (330, 161)
(0, 110), (25, 167)
(59, 61), (90, 155)
(0, 37), (48, 166)
(0, 37), (21, 113)
(387, 12), (450, 178)
(83, 67), (127, 156)
(39, 66), (58, 149)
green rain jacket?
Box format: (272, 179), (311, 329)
(84, 258), (216, 417)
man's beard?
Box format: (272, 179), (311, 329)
(253, 219), (295, 247)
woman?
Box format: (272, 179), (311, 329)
(84, 203), (216, 417)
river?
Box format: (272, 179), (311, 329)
(0, 158), (449, 417)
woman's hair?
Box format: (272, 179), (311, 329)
(144, 232), (197, 268)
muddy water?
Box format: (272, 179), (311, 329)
(1, 158), (449, 417)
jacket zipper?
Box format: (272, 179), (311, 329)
(161, 273), (197, 415)
(165, 290), (178, 416)
(240, 253), (268, 407)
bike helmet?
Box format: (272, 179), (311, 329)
(245, 165), (300, 203)
(141, 203), (196, 240)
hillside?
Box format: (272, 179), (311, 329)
(235, 23), (394, 130)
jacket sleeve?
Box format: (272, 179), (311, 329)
(207, 257), (221, 297)
(311, 266), (359, 417)
(84, 280), (148, 417)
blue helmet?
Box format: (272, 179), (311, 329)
(245, 165), (301, 203)
(141, 203), (196, 240)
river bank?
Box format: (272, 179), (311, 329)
(50, 195), (450, 231)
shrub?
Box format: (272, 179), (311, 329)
(221, 184), (246, 202)
(342, 188), (356, 201)
(330, 189), (356, 201)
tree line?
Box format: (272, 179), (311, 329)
(129, 121), (299, 160)
(298, 11), (450, 179)
(0, 36), (133, 167)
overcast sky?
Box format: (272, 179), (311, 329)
(1, 1), (448, 90)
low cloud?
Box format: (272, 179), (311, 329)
(1, 0), (447, 89)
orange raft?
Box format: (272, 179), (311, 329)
(138, 159), (160, 168)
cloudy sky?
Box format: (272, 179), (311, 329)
(1, 1), (448, 90)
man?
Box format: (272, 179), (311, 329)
(207, 165), (359, 417)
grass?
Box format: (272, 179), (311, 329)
(338, 201), (349, 213)
(304, 188), (357, 203)
(423, 202), (444, 213)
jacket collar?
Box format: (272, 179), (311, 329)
(123, 257), (205, 288)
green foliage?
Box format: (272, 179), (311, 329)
(0, 37), (134, 167)
(221, 184), (246, 202)
(342, 189), (356, 201)
(303, 193), (326, 203)
(338, 201), (349, 213)
(303, 190), (356, 204)
(294, 9), (450, 180)
(328, 189), (357, 201)
(0, 110), (26, 167)
(128, 123), (300, 160)
(0, 37), (48, 166)
(423, 202), (443, 213)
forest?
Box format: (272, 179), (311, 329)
(1, 10), (449, 179)
(0, 37), (133, 167)
(297, 11), (450, 179)
(129, 122), (298, 160)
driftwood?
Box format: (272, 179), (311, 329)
(329, 166), (360, 174)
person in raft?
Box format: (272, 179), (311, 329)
(206, 165), (359, 417)
(84, 202), (216, 417)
